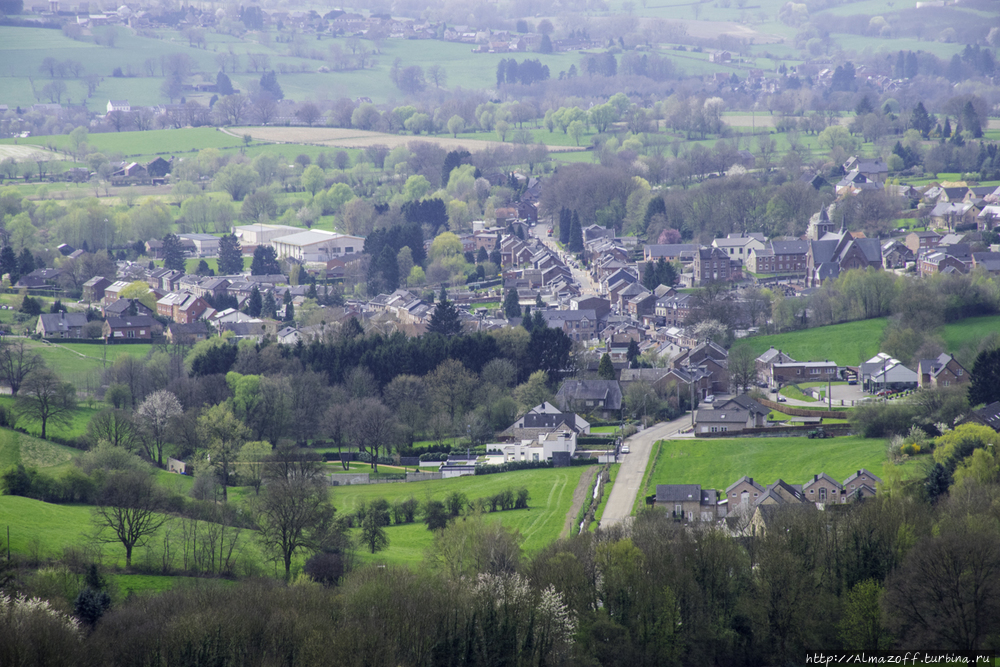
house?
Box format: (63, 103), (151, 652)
(178, 233), (221, 257)
(904, 230), (942, 256)
(655, 293), (694, 328)
(842, 156), (888, 183)
(746, 245), (775, 274)
(36, 312), (89, 338)
(711, 234), (766, 261)
(714, 394), (768, 427)
(554, 380), (623, 419)
(146, 157), (171, 178)
(156, 292), (209, 324)
(166, 321), (210, 343)
(103, 299), (155, 319)
(917, 353), (969, 389)
(869, 361), (918, 392)
(801, 473), (843, 505)
(106, 99), (130, 114)
(919, 249), (970, 276)
(770, 240), (809, 274)
(769, 360), (838, 386)
(82, 276), (112, 303)
(643, 244), (698, 263)
(506, 402), (590, 434)
(540, 309), (598, 342)
(724, 476), (765, 511)
(756, 347), (795, 386)
(963, 401), (1000, 432)
(842, 469), (881, 501)
(103, 315), (159, 341)
(654, 484), (720, 522)
(971, 252), (1000, 275)
(233, 223), (303, 246)
(485, 431), (576, 464)
(882, 241), (914, 269)
(694, 406), (752, 434)
(692, 246), (731, 285)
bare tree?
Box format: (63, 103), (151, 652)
(214, 94), (250, 126)
(136, 390), (182, 468)
(348, 398), (398, 473)
(253, 449), (340, 578)
(93, 469), (167, 568)
(87, 408), (141, 452)
(728, 345), (759, 394)
(0, 339), (43, 396)
(16, 368), (75, 440)
(251, 95), (278, 125)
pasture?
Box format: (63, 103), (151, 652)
(337, 466), (588, 565)
(644, 435), (922, 495)
(735, 318), (889, 367)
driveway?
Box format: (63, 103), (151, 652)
(600, 414), (693, 528)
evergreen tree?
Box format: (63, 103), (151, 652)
(17, 247), (35, 278)
(427, 286), (462, 336)
(0, 245), (17, 282)
(911, 102), (932, 138)
(642, 261), (658, 290)
(539, 34), (553, 54)
(904, 51), (918, 78)
(261, 290), (277, 319)
(246, 285), (262, 317)
(161, 233), (186, 272)
(522, 305), (532, 330)
(626, 339), (640, 368)
(961, 101), (983, 138)
(489, 248), (501, 267)
(283, 289), (294, 321)
(258, 70), (284, 100)
(216, 71), (234, 96)
(656, 257), (677, 287)
(598, 352), (615, 380)
(250, 245), (281, 276)
(532, 310), (545, 331)
(569, 216), (584, 253)
(476, 247), (489, 264)
(643, 197), (666, 233)
(970, 347), (1000, 406)
(503, 288), (521, 319)
(942, 117), (952, 138)
(217, 233), (244, 275)
(559, 208), (572, 245)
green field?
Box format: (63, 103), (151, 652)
(737, 319), (888, 367)
(940, 315), (1000, 355)
(336, 466), (587, 565)
(0, 426), (80, 473)
(645, 436), (922, 494)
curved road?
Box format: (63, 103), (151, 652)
(600, 414), (693, 527)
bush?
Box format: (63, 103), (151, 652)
(303, 551), (347, 587)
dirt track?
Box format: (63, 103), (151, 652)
(230, 126), (585, 153)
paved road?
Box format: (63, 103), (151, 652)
(600, 414), (694, 528)
(534, 222), (598, 296)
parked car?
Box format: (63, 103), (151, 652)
(777, 396), (787, 402)
(621, 444), (630, 454)
(704, 395), (715, 403)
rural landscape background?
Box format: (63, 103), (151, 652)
(1, 0), (1000, 663)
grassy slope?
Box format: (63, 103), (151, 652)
(338, 466), (586, 565)
(940, 315), (1000, 354)
(646, 436), (923, 493)
(0, 426), (80, 473)
(736, 318), (888, 367)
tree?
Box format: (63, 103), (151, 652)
(250, 245), (281, 276)
(213, 162), (257, 201)
(0, 245), (17, 282)
(428, 286), (463, 336)
(839, 579), (891, 651)
(911, 102), (932, 138)
(135, 390), (182, 468)
(258, 70), (284, 100)
(360, 510), (389, 554)
(0, 338), (42, 396)
(216, 71), (234, 96)
(214, 94), (251, 126)
(93, 470), (167, 568)
(87, 408), (141, 453)
(969, 348), (1000, 406)
(246, 285), (262, 317)
(598, 353), (615, 380)
(295, 102), (321, 127)
(428, 359), (477, 423)
(301, 164), (325, 196)
(160, 233), (185, 272)
(348, 398), (397, 473)
(240, 441), (272, 496)
(568, 217), (584, 253)
(254, 454), (340, 578)
(16, 368), (75, 440)
(728, 345), (758, 394)
(198, 403), (250, 502)
(217, 233), (243, 275)
(446, 115), (465, 138)
(503, 288), (521, 319)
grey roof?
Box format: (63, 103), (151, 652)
(555, 380), (622, 411)
(802, 473), (843, 492)
(757, 347), (795, 364)
(695, 407), (749, 424)
(717, 394), (768, 416)
(771, 240), (808, 256)
(38, 312), (88, 332)
(971, 401), (1000, 430)
(656, 484), (702, 503)
(645, 244), (698, 257)
(725, 475), (763, 494)
(106, 315), (155, 328)
(843, 468), (881, 487)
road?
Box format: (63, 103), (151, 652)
(600, 414), (694, 527)
(534, 221), (599, 296)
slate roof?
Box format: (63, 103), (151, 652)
(37, 312), (88, 333)
(555, 380), (622, 411)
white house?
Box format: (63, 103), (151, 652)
(178, 233), (220, 257)
(232, 223), (303, 246)
(106, 99), (130, 114)
(485, 431), (577, 464)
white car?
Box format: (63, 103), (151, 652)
(704, 395), (715, 403)
(621, 445), (630, 454)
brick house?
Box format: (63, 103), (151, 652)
(801, 473), (842, 504)
(693, 246), (731, 285)
(82, 276), (112, 303)
(724, 476), (765, 512)
(36, 312), (89, 338)
(654, 484), (720, 522)
(917, 353), (970, 389)
(769, 360), (838, 386)
(156, 292), (209, 324)
(103, 315), (159, 341)
(842, 469), (881, 501)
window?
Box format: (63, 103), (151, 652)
(819, 488), (827, 502)
(957, 368), (964, 376)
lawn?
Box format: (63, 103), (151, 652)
(644, 435), (923, 494)
(940, 315), (1000, 355)
(736, 318), (889, 367)
(779, 385), (818, 402)
(337, 466), (587, 565)
(0, 396), (101, 441)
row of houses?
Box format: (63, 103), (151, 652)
(654, 468), (882, 526)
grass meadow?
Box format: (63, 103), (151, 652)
(736, 318), (889, 367)
(644, 435), (924, 495)
(336, 466), (588, 565)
